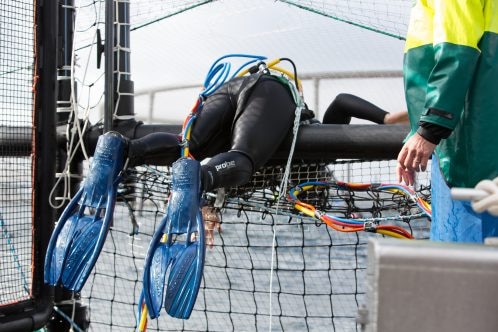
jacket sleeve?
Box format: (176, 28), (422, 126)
(420, 0), (484, 130)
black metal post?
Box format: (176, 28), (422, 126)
(56, 0), (74, 126)
(114, 0), (135, 118)
(104, 0), (114, 132)
(32, 0), (58, 321)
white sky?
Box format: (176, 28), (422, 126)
(76, 0), (409, 124)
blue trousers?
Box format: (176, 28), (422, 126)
(430, 156), (498, 243)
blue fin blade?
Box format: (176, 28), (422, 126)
(44, 190), (84, 286)
(61, 217), (105, 291)
(165, 211), (205, 319)
(45, 214), (81, 285)
(146, 243), (170, 317)
(143, 207), (172, 319)
(145, 242), (184, 318)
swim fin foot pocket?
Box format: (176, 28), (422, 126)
(44, 131), (127, 292)
(142, 157), (205, 320)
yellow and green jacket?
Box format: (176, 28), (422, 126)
(404, 0), (498, 188)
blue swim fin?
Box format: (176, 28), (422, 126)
(44, 131), (126, 292)
(142, 157), (205, 319)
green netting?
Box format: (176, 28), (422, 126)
(130, 0), (215, 30)
(127, 0), (412, 39)
(278, 0), (411, 40)
(75, 0), (215, 50)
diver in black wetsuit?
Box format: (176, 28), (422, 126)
(124, 82), (405, 192)
(322, 93), (408, 125)
(127, 72), (304, 192)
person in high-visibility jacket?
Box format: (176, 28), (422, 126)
(396, 0), (498, 243)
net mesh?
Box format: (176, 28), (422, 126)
(57, 1), (422, 331)
(74, 1), (214, 50)
(0, 0), (428, 331)
(0, 0), (34, 307)
(80, 160), (430, 331)
(279, 0), (411, 39)
(74, 0), (411, 40)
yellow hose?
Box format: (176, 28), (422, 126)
(138, 305), (148, 331)
(377, 229), (407, 239)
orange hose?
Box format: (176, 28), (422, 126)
(321, 216), (363, 233)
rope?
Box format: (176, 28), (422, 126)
(268, 63), (305, 332)
(451, 177), (498, 216)
(49, 0), (104, 209)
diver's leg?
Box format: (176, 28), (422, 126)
(128, 132), (181, 167)
(127, 82), (236, 167)
(189, 84), (235, 160)
(323, 93), (388, 124)
(201, 78), (296, 191)
(200, 151), (253, 191)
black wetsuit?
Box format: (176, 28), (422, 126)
(129, 73), (297, 191)
(322, 93), (388, 124)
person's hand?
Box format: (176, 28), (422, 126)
(202, 206), (222, 249)
(397, 133), (436, 185)
(384, 111), (409, 124)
